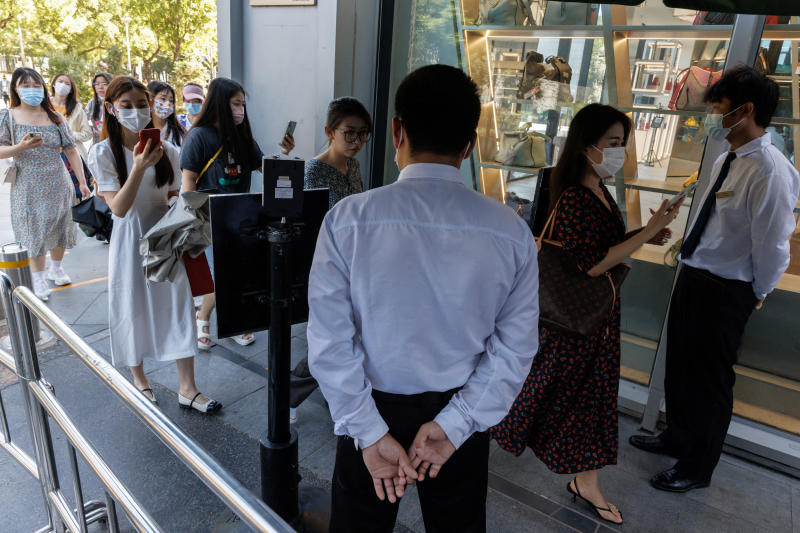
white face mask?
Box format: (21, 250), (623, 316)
(704, 104), (744, 141)
(587, 145), (626, 178)
(54, 81), (71, 97)
(114, 106), (151, 133)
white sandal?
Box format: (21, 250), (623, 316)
(196, 315), (216, 350)
(232, 333), (255, 346)
(179, 392), (221, 414)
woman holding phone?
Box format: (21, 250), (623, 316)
(0, 67), (90, 300)
(180, 77), (294, 351)
(490, 104), (680, 525)
(88, 76), (219, 413)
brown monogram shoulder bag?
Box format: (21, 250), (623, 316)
(536, 194), (631, 338)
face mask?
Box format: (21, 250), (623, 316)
(185, 102), (202, 115)
(153, 100), (174, 119)
(18, 87), (44, 107)
(114, 106), (151, 133)
(54, 82), (71, 97)
(587, 145), (626, 178)
(705, 105), (744, 141)
(232, 107), (245, 125)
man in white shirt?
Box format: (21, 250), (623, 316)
(630, 66), (800, 492)
(307, 65), (540, 532)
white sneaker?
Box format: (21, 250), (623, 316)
(33, 278), (51, 301)
(46, 266), (72, 286)
(289, 408), (298, 425)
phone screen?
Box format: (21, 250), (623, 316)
(667, 181), (698, 210)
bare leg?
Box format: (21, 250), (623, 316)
(49, 247), (66, 262)
(572, 469), (623, 524)
(129, 364), (155, 401)
(196, 293), (215, 347)
(30, 255), (46, 273)
(175, 357), (208, 403)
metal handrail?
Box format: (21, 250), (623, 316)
(0, 275), (295, 533)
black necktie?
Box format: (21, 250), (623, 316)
(680, 151), (737, 259)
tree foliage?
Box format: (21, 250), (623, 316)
(0, 0), (216, 103)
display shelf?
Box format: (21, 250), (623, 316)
(462, 26), (603, 38)
(477, 161), (543, 175)
(624, 177), (684, 194)
(619, 105), (710, 118)
(612, 25), (733, 40)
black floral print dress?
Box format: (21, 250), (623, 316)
(490, 183), (626, 474)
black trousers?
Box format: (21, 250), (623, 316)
(663, 265), (757, 482)
(329, 389), (490, 533)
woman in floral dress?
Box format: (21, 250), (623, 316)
(0, 68), (90, 300)
(491, 104), (680, 525)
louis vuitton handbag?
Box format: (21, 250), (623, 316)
(536, 195), (631, 337)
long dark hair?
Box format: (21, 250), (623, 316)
(548, 103), (631, 213)
(50, 72), (79, 117)
(10, 68), (62, 125)
(101, 76), (174, 189)
(147, 80), (185, 147)
(90, 72), (113, 122)
(192, 77), (258, 167)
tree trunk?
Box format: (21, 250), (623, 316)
(143, 60), (152, 82)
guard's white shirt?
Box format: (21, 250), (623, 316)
(682, 133), (800, 299)
(307, 163), (540, 449)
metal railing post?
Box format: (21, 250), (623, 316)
(0, 273), (59, 532)
(2, 273), (66, 532)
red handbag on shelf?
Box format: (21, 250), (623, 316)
(183, 252), (214, 297)
(668, 66), (722, 111)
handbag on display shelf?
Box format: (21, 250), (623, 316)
(505, 191), (534, 225)
(536, 195), (631, 337)
(517, 51), (546, 98)
(692, 11), (735, 25)
(542, 1), (592, 25)
(545, 56), (574, 103)
(668, 66), (722, 111)
(496, 127), (550, 168)
(483, 0), (534, 25)
(1, 109), (17, 185)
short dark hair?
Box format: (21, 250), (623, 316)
(326, 97), (372, 133)
(704, 65), (779, 128)
(394, 64), (481, 156)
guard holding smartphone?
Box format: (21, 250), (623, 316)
(630, 66), (800, 492)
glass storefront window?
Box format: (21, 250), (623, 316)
(381, 3), (800, 438)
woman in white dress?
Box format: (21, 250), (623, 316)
(88, 75), (220, 413)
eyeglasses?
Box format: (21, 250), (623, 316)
(337, 129), (371, 144)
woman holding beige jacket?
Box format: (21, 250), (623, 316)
(50, 73), (92, 160)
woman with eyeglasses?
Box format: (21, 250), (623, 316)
(288, 97), (373, 424)
(304, 97), (372, 209)
(86, 73), (112, 144)
(181, 77), (294, 351)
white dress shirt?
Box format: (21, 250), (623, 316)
(682, 133), (800, 299)
(307, 163), (540, 450)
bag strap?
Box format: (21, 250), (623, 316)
(535, 190), (568, 248)
(195, 145), (224, 184)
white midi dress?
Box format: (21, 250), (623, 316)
(88, 140), (197, 367)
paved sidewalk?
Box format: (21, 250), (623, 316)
(0, 220), (799, 532)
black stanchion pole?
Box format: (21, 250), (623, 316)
(260, 219), (299, 523)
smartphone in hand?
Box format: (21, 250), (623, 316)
(138, 128), (161, 150)
(666, 181), (698, 210)
(285, 121), (297, 137)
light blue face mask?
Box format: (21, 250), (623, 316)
(705, 104), (744, 141)
(18, 87), (44, 107)
(185, 103), (202, 115)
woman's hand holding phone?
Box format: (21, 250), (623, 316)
(18, 133), (44, 152)
(132, 138), (164, 170)
(280, 132), (295, 155)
